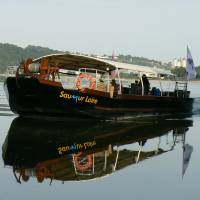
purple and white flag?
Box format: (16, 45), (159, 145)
(186, 46), (196, 80)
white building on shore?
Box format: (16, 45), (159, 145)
(172, 58), (186, 68)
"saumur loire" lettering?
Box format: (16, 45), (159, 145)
(59, 91), (98, 104)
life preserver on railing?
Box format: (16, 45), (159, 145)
(74, 152), (93, 172)
(76, 73), (95, 92)
(24, 58), (33, 74)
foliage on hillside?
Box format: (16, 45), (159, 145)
(0, 43), (171, 73)
(0, 43), (62, 72)
(171, 67), (186, 78)
(171, 66), (200, 79)
(117, 54), (170, 68)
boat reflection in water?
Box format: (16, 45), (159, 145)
(2, 116), (193, 184)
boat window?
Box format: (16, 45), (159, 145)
(77, 68), (109, 92)
(60, 73), (77, 89)
(58, 67), (110, 92)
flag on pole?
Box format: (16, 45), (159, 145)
(186, 46), (196, 80)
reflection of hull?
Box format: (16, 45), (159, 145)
(3, 116), (192, 169)
(4, 77), (194, 119)
(2, 116), (192, 183)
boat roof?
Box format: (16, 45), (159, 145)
(34, 53), (173, 76)
(34, 53), (116, 72)
(104, 59), (156, 74)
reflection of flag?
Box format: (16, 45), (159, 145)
(186, 46), (196, 80)
(182, 144), (193, 178)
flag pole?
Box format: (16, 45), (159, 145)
(186, 45), (197, 81)
(185, 45), (188, 92)
(185, 45), (188, 83)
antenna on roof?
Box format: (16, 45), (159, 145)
(112, 50), (116, 60)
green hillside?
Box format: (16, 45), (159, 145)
(0, 43), (170, 73)
(117, 54), (170, 68)
(0, 43), (62, 72)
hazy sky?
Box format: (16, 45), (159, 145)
(1, 0), (200, 64)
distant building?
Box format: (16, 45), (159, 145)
(111, 51), (118, 61)
(172, 58), (186, 68)
(96, 55), (109, 59)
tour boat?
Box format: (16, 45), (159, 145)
(4, 53), (194, 119)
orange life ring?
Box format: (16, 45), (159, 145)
(74, 152), (93, 172)
(24, 58), (33, 74)
(76, 73), (95, 92)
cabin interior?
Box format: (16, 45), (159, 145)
(17, 54), (189, 98)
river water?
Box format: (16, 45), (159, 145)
(0, 81), (200, 200)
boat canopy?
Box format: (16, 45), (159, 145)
(102, 60), (156, 74)
(34, 53), (173, 77)
(105, 60), (175, 77)
(34, 53), (116, 72)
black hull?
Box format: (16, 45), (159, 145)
(4, 77), (194, 119)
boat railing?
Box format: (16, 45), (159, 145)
(78, 68), (110, 91)
(60, 75), (77, 90)
(175, 81), (187, 91)
(174, 82), (189, 98)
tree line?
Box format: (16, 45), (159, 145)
(0, 43), (61, 72)
(0, 43), (199, 79)
(0, 43), (170, 73)
(171, 66), (200, 79)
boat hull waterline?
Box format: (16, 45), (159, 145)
(4, 77), (194, 119)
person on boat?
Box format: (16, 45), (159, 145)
(110, 79), (118, 98)
(139, 74), (150, 95)
(151, 87), (161, 96)
(135, 80), (139, 85)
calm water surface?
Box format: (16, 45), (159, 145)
(0, 82), (200, 200)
